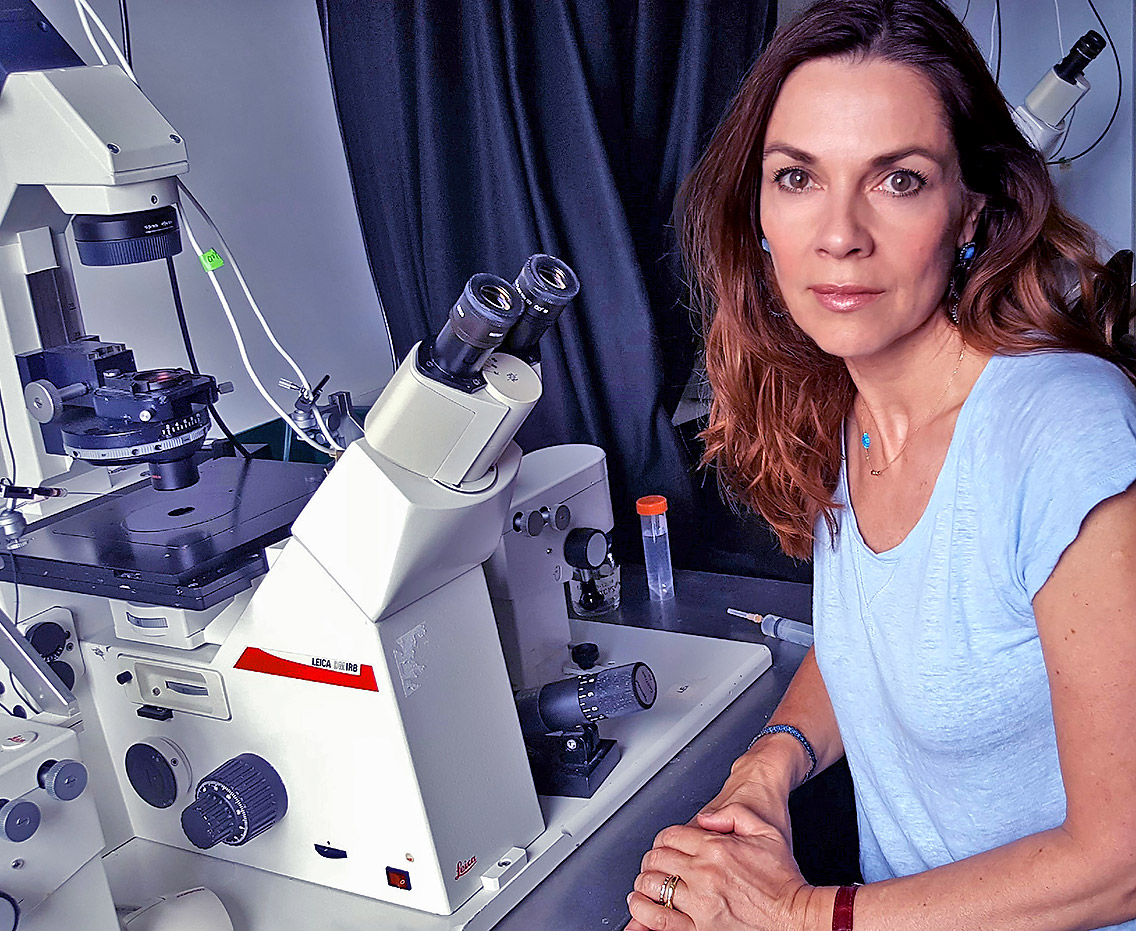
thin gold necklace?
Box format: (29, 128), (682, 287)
(859, 347), (966, 477)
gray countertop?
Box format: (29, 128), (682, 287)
(495, 566), (811, 931)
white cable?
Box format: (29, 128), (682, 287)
(178, 207), (337, 455)
(1053, 0), (1064, 55)
(177, 182), (344, 451)
(75, 0), (137, 83)
(987, 2), (999, 72)
(73, 0), (107, 65)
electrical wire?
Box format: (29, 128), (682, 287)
(994, 0), (1003, 83)
(75, 0), (136, 82)
(176, 184), (344, 451)
(1050, 0), (1122, 164)
(74, 0), (107, 65)
(961, 0), (971, 24)
(1053, 0), (1064, 57)
(166, 258), (253, 460)
(177, 206), (338, 455)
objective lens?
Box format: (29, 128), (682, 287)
(429, 273), (523, 380)
(500, 254), (580, 362)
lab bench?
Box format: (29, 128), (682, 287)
(495, 565), (815, 931)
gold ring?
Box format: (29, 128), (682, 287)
(659, 874), (681, 909)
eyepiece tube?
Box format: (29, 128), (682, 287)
(500, 254), (580, 363)
(1054, 30), (1106, 83)
(429, 273), (524, 379)
(515, 662), (657, 738)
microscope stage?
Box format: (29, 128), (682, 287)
(1, 458), (327, 610)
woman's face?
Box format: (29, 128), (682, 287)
(759, 56), (979, 364)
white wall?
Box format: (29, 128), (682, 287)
(952, 0), (1134, 253)
(32, 0), (394, 433)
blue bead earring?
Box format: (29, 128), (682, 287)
(947, 240), (978, 325)
(760, 237), (771, 253)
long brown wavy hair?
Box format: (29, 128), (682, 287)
(680, 0), (1132, 559)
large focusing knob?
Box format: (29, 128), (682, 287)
(181, 753), (287, 850)
(38, 759), (88, 801)
(0, 799), (39, 843)
(564, 528), (609, 570)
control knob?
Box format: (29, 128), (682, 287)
(181, 753), (287, 849)
(37, 759), (88, 801)
(0, 798), (39, 843)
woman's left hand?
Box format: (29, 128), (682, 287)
(625, 804), (821, 931)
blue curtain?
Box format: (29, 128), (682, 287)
(317, 0), (804, 580)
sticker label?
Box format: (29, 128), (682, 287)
(394, 623), (428, 696)
(199, 249), (225, 272)
(235, 647), (378, 692)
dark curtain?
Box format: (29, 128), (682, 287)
(317, 0), (805, 581)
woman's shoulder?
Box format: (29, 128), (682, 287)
(969, 350), (1136, 471)
(978, 350), (1136, 423)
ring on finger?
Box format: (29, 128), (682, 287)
(658, 874), (681, 909)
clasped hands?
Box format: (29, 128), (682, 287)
(625, 756), (818, 931)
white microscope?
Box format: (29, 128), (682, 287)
(0, 5), (772, 929)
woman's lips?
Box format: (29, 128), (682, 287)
(809, 286), (884, 312)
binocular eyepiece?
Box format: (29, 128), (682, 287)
(425, 254), (579, 386)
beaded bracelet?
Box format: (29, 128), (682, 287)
(748, 724), (817, 782)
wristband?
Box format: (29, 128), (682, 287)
(832, 884), (857, 931)
(748, 724), (817, 781)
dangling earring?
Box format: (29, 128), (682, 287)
(947, 241), (978, 325)
(760, 237), (771, 253)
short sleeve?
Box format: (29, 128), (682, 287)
(1007, 355), (1136, 600)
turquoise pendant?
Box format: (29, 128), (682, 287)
(861, 432), (871, 449)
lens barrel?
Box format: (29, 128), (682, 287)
(501, 254), (580, 362)
(1054, 30), (1106, 83)
(72, 206), (182, 266)
(429, 273), (523, 380)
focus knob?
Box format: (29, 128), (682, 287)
(564, 528), (609, 570)
(181, 753), (287, 850)
(25, 622), (67, 661)
(38, 759), (88, 801)
(0, 891), (17, 931)
(0, 799), (39, 842)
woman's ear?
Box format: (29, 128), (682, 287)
(959, 194), (986, 246)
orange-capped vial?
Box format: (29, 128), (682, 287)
(636, 495), (674, 600)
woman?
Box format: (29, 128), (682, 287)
(627, 2), (1136, 930)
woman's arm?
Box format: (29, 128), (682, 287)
(632, 484), (1136, 931)
(697, 646), (843, 822)
(626, 645), (843, 931)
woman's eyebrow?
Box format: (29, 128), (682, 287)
(762, 142), (949, 169)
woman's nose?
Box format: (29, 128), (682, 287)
(814, 191), (873, 259)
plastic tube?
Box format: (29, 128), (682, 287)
(636, 495), (674, 601)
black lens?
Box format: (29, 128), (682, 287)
(1054, 30), (1106, 83)
(500, 255), (580, 362)
(72, 206), (182, 266)
(430, 273), (523, 379)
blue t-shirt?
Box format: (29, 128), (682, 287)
(813, 351), (1136, 928)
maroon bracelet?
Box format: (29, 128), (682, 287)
(832, 884), (858, 931)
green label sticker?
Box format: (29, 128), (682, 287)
(199, 249), (224, 272)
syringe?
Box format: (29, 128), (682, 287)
(727, 608), (814, 647)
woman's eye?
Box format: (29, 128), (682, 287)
(880, 170), (925, 196)
(774, 168), (812, 192)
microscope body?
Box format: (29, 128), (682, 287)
(85, 339), (556, 915)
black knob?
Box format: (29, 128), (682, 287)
(564, 528), (608, 570)
(47, 660), (75, 691)
(116, 671), (134, 685)
(516, 662), (657, 736)
(570, 642), (600, 670)
(126, 741), (183, 809)
(181, 753), (287, 849)
(26, 622), (67, 661)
